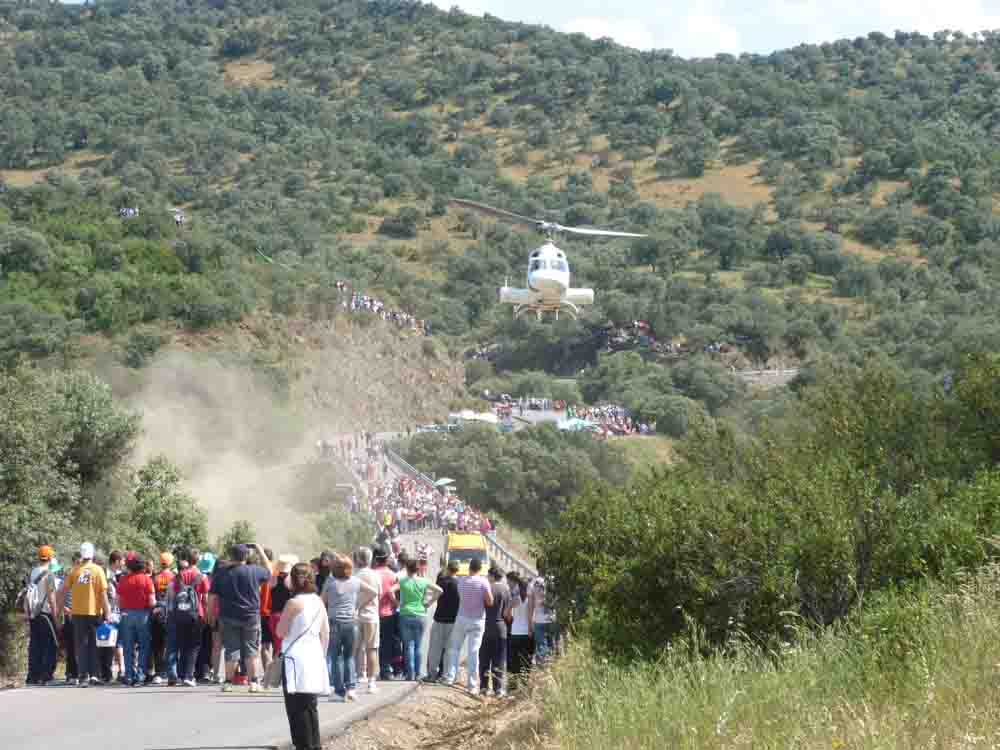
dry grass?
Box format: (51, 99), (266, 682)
(636, 160), (773, 209)
(545, 565), (1000, 750)
(223, 58), (279, 88)
(0, 149), (106, 187)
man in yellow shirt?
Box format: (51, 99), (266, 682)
(57, 542), (111, 686)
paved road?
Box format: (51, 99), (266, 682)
(0, 679), (416, 750)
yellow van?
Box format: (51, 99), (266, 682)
(444, 532), (489, 576)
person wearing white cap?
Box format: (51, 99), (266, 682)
(56, 543), (111, 686)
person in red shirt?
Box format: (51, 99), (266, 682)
(117, 553), (155, 686)
(167, 548), (211, 687)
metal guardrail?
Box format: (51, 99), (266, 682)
(384, 447), (538, 580)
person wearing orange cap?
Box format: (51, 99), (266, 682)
(149, 552), (176, 685)
(24, 545), (59, 685)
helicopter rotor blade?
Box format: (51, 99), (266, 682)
(555, 225), (648, 238)
(450, 198), (543, 228)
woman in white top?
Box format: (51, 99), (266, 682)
(276, 563), (330, 750)
(506, 572), (533, 689)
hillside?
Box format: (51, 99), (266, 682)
(1, 1), (999, 429)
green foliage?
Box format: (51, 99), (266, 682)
(216, 520), (257, 556)
(542, 357), (1000, 659)
(129, 456), (208, 553)
(403, 422), (631, 529)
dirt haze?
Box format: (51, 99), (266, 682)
(105, 318), (464, 551)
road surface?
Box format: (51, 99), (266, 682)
(0, 679), (416, 750)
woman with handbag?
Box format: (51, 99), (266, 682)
(275, 563), (330, 750)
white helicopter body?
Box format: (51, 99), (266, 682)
(499, 241), (594, 319)
(452, 199), (644, 321)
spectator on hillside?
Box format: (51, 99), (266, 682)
(210, 543), (272, 693)
(57, 542), (111, 687)
(24, 545), (59, 685)
(442, 557), (493, 693)
(425, 559), (460, 682)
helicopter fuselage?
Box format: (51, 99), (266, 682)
(527, 242), (570, 298)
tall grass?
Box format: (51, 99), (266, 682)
(543, 567), (1000, 750)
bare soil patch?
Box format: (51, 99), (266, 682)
(224, 58), (279, 88)
(325, 685), (545, 750)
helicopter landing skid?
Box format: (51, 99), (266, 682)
(513, 301), (580, 321)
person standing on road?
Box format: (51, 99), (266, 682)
(442, 557), (493, 693)
(210, 543), (272, 692)
(397, 557), (442, 681)
(528, 565), (558, 665)
(478, 566), (510, 697)
(270, 554), (298, 657)
(150, 552), (176, 684)
(322, 554), (376, 702)
(168, 547), (210, 687)
(373, 547), (401, 680)
(60, 552), (82, 684)
(425, 559), (460, 682)
(276, 563), (330, 750)
(352, 547), (381, 694)
(116, 553), (155, 686)
(56, 543), (110, 687)
(24, 545), (59, 685)
(506, 572), (533, 688)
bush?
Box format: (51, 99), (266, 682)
(542, 359), (1000, 658)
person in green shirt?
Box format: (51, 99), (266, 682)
(397, 558), (442, 680)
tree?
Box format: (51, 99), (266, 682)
(130, 456), (208, 552)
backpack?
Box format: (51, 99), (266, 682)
(170, 573), (202, 627)
(15, 569), (50, 619)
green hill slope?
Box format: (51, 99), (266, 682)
(2, 2), (999, 424)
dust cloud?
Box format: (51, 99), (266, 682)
(101, 323), (464, 554)
(124, 350), (352, 553)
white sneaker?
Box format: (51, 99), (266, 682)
(248, 682), (261, 693)
(346, 689), (357, 701)
(368, 680), (379, 694)
(182, 679), (196, 688)
(152, 676), (164, 685)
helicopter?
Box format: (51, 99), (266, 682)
(451, 198), (646, 320)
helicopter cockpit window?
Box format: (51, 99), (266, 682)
(530, 259), (546, 271)
(549, 259), (567, 272)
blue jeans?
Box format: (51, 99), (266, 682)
(166, 619), (178, 680)
(399, 615), (426, 680)
(444, 615), (486, 691)
(120, 610), (151, 684)
(329, 621), (357, 696)
(532, 622), (558, 663)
